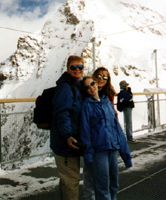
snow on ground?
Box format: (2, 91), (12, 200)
(0, 1), (166, 199)
(0, 130), (165, 200)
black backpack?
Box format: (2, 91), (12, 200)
(33, 83), (75, 130)
(117, 93), (123, 112)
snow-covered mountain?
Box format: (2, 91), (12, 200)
(1, 0), (166, 98)
(1, 0), (166, 168)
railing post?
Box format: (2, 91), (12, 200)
(147, 95), (156, 131)
(154, 49), (160, 127)
(0, 103), (2, 169)
(152, 95), (156, 130)
(156, 94), (160, 127)
(91, 37), (96, 72)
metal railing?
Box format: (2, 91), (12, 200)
(116, 91), (166, 134)
(0, 99), (51, 169)
(0, 91), (166, 169)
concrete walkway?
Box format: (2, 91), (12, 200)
(0, 131), (166, 200)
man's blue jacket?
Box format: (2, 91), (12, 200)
(50, 72), (83, 157)
(80, 94), (132, 168)
(118, 88), (135, 110)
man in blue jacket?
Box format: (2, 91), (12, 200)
(50, 55), (84, 200)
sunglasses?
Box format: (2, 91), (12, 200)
(84, 81), (96, 90)
(97, 74), (108, 80)
(70, 64), (84, 71)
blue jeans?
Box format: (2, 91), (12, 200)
(83, 163), (95, 200)
(123, 107), (133, 141)
(91, 150), (119, 200)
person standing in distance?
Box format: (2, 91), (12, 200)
(117, 80), (136, 143)
(50, 55), (85, 200)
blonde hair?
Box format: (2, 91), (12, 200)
(67, 55), (84, 69)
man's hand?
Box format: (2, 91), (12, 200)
(67, 137), (79, 150)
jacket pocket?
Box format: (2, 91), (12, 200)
(91, 121), (109, 147)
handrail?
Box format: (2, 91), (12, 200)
(0, 91), (166, 103)
(0, 91), (166, 168)
(0, 98), (36, 103)
(133, 91), (166, 96)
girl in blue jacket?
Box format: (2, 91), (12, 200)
(80, 76), (132, 200)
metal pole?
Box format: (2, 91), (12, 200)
(154, 49), (160, 127)
(154, 49), (158, 88)
(152, 95), (156, 130)
(0, 104), (2, 168)
(91, 37), (96, 71)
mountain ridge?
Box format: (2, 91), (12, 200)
(0, 0), (166, 99)
(0, 0), (166, 169)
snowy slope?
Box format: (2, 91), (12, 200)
(0, 0), (166, 98)
(0, 0), (166, 168)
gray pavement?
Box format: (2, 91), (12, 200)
(0, 131), (166, 200)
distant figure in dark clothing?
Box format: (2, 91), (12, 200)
(117, 80), (136, 143)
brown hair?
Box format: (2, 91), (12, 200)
(92, 67), (116, 98)
(82, 76), (95, 98)
(67, 55), (84, 69)
(82, 76), (94, 84)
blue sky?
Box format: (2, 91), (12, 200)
(0, 0), (65, 19)
(18, 0), (49, 17)
(0, 0), (66, 62)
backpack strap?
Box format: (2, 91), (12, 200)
(117, 92), (123, 112)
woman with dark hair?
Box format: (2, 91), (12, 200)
(92, 67), (116, 104)
(83, 67), (118, 200)
(80, 76), (132, 200)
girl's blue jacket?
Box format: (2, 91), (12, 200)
(80, 94), (132, 168)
